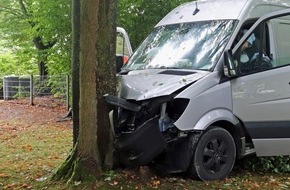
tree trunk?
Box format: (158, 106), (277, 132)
(96, 0), (117, 170)
(33, 37), (55, 78)
(77, 0), (101, 179)
(52, 0), (101, 182)
(37, 51), (49, 81)
(71, 0), (81, 146)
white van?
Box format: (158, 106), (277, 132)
(105, 0), (290, 180)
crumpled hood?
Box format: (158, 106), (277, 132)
(119, 69), (209, 101)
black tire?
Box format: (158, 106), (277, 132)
(188, 127), (236, 181)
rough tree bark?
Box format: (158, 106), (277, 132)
(52, 0), (117, 182)
(76, 0), (101, 178)
(71, 0), (80, 146)
(96, 0), (117, 170)
(52, 0), (100, 182)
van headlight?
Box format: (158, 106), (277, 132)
(159, 98), (189, 132)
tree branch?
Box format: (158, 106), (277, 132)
(17, 0), (36, 27)
(18, 0), (29, 16)
(33, 36), (56, 50)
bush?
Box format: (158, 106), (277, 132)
(241, 156), (290, 173)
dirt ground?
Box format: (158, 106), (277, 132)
(0, 97), (72, 130)
(0, 97), (73, 189)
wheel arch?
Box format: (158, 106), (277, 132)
(209, 120), (247, 159)
(192, 109), (248, 158)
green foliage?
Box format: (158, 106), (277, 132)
(0, 50), (37, 76)
(242, 156), (290, 173)
(0, 0), (191, 76)
(117, 0), (191, 49)
(31, 0), (72, 76)
(0, 0), (71, 76)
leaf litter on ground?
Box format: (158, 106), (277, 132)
(0, 97), (290, 190)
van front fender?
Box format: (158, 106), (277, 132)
(193, 109), (239, 131)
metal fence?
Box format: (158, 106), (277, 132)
(0, 75), (70, 109)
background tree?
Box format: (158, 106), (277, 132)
(0, 0), (71, 77)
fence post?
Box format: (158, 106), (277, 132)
(66, 75), (70, 110)
(30, 75), (34, 105)
(3, 77), (6, 101)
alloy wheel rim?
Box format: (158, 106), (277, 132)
(202, 138), (228, 174)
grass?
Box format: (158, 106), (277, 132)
(0, 125), (72, 189)
(1, 124), (290, 190)
(0, 100), (290, 189)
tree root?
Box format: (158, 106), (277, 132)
(51, 144), (77, 181)
(51, 142), (101, 183)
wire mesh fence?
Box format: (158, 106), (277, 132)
(0, 75), (70, 109)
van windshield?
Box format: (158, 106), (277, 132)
(123, 20), (237, 71)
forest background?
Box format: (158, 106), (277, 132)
(0, 0), (189, 77)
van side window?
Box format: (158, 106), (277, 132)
(233, 14), (290, 76)
(267, 15), (290, 68)
(232, 28), (272, 75)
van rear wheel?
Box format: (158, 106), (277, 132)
(188, 127), (236, 181)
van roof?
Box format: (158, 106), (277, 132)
(156, 0), (290, 27)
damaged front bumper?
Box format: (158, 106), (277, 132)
(114, 116), (166, 166)
(104, 94), (190, 168)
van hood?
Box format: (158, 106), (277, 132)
(119, 69), (209, 101)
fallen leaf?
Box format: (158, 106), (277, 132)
(0, 173), (11, 178)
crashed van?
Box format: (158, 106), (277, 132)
(105, 0), (290, 180)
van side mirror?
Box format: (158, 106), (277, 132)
(224, 50), (237, 77)
(116, 55), (124, 73)
(116, 55), (129, 73)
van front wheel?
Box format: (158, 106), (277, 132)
(188, 127), (236, 181)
